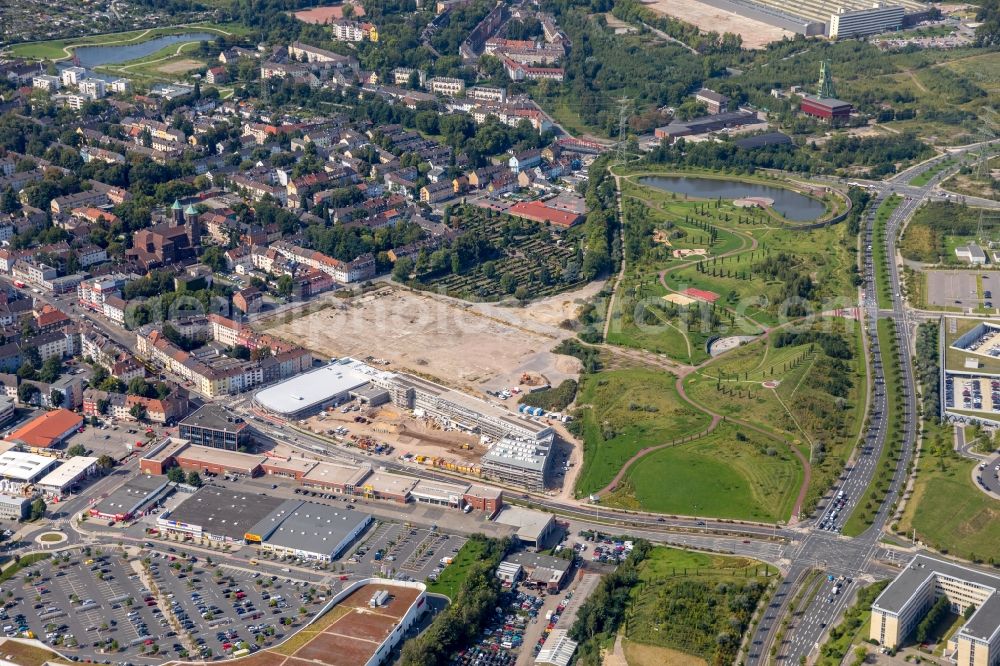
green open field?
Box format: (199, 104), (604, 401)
(608, 423), (803, 521)
(942, 155), (1000, 202)
(683, 318), (867, 514)
(622, 546), (775, 665)
(4, 23), (246, 60)
(574, 367), (712, 497)
(899, 200), (996, 264)
(896, 423), (1000, 561)
(843, 318), (902, 536)
(910, 158), (958, 187)
(426, 538), (484, 600)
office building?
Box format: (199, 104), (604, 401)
(178, 405), (251, 451)
(870, 554), (1000, 664)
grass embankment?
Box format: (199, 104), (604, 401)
(270, 606), (351, 656)
(5, 23), (245, 60)
(0, 639), (70, 666)
(843, 318), (903, 536)
(909, 158), (956, 187)
(814, 581), (888, 666)
(426, 538), (485, 600)
(621, 547), (775, 665)
(896, 422), (1000, 563)
(574, 368), (712, 497)
(611, 423), (803, 522)
(873, 195), (902, 309)
(0, 553), (50, 584)
(683, 319), (867, 516)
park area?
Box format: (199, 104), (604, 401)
(4, 23), (240, 60)
(607, 423), (804, 522)
(573, 367), (712, 497)
(617, 547), (776, 665)
(682, 319), (867, 515)
(606, 170), (856, 366)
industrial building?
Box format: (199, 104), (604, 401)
(90, 475), (170, 522)
(698, 0), (931, 38)
(157, 486), (286, 543)
(504, 551), (572, 591)
(654, 111), (761, 141)
(36, 456), (98, 498)
(0, 450), (59, 491)
(6, 409), (83, 450)
(494, 505), (558, 551)
(799, 95), (853, 120)
(178, 405), (252, 451)
(247, 500), (372, 561)
(870, 555), (1000, 664)
(253, 358), (391, 418)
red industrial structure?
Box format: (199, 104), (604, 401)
(800, 95), (853, 121)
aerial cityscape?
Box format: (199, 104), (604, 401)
(0, 0), (997, 664)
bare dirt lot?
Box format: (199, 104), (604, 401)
(265, 287), (582, 393)
(641, 0), (794, 48)
(156, 58), (203, 73)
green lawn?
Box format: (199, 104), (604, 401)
(5, 23), (246, 60)
(843, 318), (901, 537)
(909, 158), (956, 187)
(872, 195), (901, 309)
(426, 538), (485, 600)
(897, 426), (1000, 561)
(574, 368), (712, 497)
(612, 423), (803, 522)
(624, 546), (776, 665)
(683, 318), (868, 515)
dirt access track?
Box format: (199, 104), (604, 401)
(264, 285), (588, 393)
(641, 0), (794, 48)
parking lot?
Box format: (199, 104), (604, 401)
(3, 544), (332, 664)
(926, 270), (988, 308)
(333, 516), (467, 583)
(6, 547), (168, 663)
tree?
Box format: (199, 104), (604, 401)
(0, 187), (19, 214)
(17, 382), (39, 405)
(97, 455), (115, 470)
(186, 471), (203, 488)
(30, 498), (46, 521)
(129, 403), (147, 422)
(166, 466), (185, 484)
(392, 257), (414, 282)
(38, 355), (61, 383)
(49, 389), (64, 408)
(66, 444), (86, 458)
(276, 274), (294, 298)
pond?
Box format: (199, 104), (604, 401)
(70, 32), (218, 68)
(639, 175), (827, 222)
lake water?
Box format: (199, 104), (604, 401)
(639, 175), (827, 222)
(71, 32), (217, 68)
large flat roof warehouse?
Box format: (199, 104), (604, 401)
(248, 500), (372, 559)
(0, 450), (59, 483)
(161, 487), (287, 541)
(7, 409), (83, 449)
(253, 358), (391, 417)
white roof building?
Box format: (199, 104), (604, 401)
(37, 456), (98, 495)
(536, 629), (578, 666)
(0, 450), (59, 483)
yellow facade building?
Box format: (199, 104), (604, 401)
(871, 555), (1000, 665)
